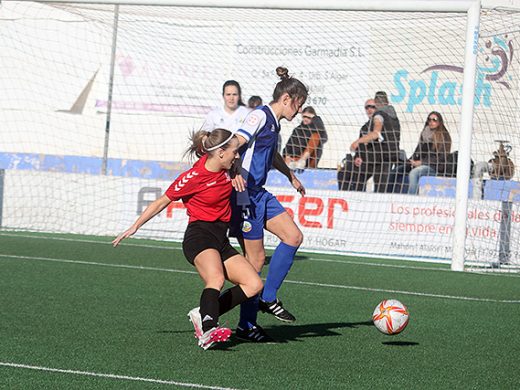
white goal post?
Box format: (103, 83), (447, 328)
(2, 0), (519, 272)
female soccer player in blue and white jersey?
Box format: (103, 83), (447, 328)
(230, 66), (308, 342)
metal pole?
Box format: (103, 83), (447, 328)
(101, 4), (120, 175)
(0, 169), (4, 228)
(451, 0), (481, 271)
(26, 0), (475, 12)
(498, 200), (512, 265)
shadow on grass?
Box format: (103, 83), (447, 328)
(157, 321), (374, 351)
(219, 320), (374, 348)
(382, 341), (419, 346)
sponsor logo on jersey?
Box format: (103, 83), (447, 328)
(206, 180), (217, 187)
(241, 221), (252, 233)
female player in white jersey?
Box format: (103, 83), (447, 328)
(202, 80), (251, 132)
(230, 66), (308, 342)
(113, 128), (263, 350)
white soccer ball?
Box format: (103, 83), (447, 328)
(372, 299), (409, 335)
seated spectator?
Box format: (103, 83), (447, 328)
(338, 92), (401, 192)
(407, 111), (452, 194)
(248, 95), (263, 109)
(283, 106), (328, 169)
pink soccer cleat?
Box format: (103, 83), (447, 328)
(198, 326), (232, 350)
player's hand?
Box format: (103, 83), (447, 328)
(112, 226), (137, 247)
(232, 174), (246, 192)
(354, 157), (363, 167)
(350, 141), (359, 151)
(291, 175), (306, 197)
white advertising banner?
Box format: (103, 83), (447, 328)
(4, 171), (519, 265)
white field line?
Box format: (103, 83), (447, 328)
(0, 254), (198, 275)
(0, 362), (242, 390)
(2, 232), (517, 277)
(0, 232), (181, 250)
(1, 253), (519, 304)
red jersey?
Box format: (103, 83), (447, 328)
(165, 154), (232, 223)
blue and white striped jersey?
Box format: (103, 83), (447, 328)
(236, 105), (280, 191)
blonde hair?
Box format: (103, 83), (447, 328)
(184, 128), (236, 159)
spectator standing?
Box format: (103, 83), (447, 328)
(349, 91), (401, 192)
(337, 99), (379, 191)
(202, 80), (250, 132)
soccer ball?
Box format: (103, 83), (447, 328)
(372, 299), (409, 335)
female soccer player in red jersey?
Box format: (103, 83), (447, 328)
(112, 128), (263, 350)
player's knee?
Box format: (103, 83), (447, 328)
(286, 230), (303, 247)
(249, 276), (263, 297)
(249, 253), (266, 272)
(206, 275), (225, 290)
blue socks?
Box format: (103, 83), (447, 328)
(238, 294), (259, 329)
(262, 242), (298, 302)
(238, 271), (261, 329)
(238, 242), (298, 329)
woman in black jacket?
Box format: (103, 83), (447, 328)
(407, 111), (452, 194)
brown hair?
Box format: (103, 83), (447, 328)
(184, 128), (236, 159)
(374, 91), (389, 105)
(248, 95), (263, 109)
(425, 111), (452, 154)
(302, 106), (316, 116)
(222, 80), (245, 106)
(272, 66), (308, 103)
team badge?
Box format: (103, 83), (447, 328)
(241, 221), (252, 233)
(247, 114), (259, 126)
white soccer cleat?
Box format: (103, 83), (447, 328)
(198, 326), (232, 350)
(187, 307), (203, 339)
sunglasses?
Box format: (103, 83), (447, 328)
(364, 105), (376, 110)
(428, 117), (439, 122)
(302, 115), (313, 120)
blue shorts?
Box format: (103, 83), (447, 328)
(229, 189), (286, 240)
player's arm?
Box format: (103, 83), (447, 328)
(231, 110), (265, 191)
(112, 194), (171, 247)
(229, 155), (247, 193)
(273, 152), (306, 196)
(229, 136), (247, 192)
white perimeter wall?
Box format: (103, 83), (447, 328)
(4, 170), (519, 265)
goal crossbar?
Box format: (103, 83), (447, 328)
(9, 0), (478, 13)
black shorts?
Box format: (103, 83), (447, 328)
(182, 220), (240, 265)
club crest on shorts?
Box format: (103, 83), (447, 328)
(241, 221), (252, 233)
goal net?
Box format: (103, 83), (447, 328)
(0, 0), (519, 271)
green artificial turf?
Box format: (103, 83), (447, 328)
(0, 231), (519, 389)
